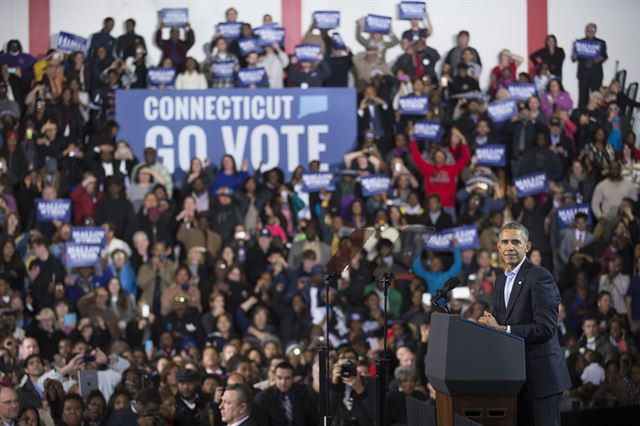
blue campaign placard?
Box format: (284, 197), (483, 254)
(295, 44), (322, 63)
(66, 243), (102, 268)
(236, 67), (267, 87)
(557, 204), (592, 229)
(514, 172), (548, 198)
(426, 226), (479, 252)
(301, 173), (336, 192)
(56, 32), (88, 53)
(36, 199), (72, 223)
(331, 32), (346, 49)
(255, 25), (285, 46)
(399, 95), (429, 115)
(413, 120), (441, 141)
(476, 144), (506, 167)
(508, 83), (537, 101)
(160, 8), (189, 27)
(147, 68), (176, 86)
(360, 174), (391, 196)
(574, 39), (601, 59)
(313, 11), (341, 29)
(211, 60), (235, 79)
(487, 99), (518, 123)
(71, 227), (106, 247)
(399, 1), (426, 20)
(115, 88), (357, 178)
(217, 22), (243, 40)
(364, 14), (393, 34)
(237, 38), (263, 56)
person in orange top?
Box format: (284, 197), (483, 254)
(409, 126), (470, 221)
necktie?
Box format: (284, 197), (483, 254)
(282, 395), (293, 425)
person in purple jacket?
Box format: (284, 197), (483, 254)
(0, 39), (35, 84)
(540, 78), (573, 119)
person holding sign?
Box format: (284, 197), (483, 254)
(289, 51), (331, 88)
(355, 16), (399, 63)
(479, 222), (571, 426)
(572, 23), (608, 108)
(205, 37), (239, 88)
(258, 43), (289, 88)
(540, 79), (573, 119)
(400, 10), (433, 51)
(155, 21), (195, 72)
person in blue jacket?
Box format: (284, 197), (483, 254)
(412, 238), (462, 294)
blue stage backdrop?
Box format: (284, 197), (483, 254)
(116, 88), (357, 176)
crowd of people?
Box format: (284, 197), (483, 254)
(0, 5), (639, 426)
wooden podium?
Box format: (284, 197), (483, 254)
(425, 313), (525, 426)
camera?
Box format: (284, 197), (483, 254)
(340, 360), (357, 378)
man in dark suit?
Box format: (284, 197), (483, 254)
(105, 388), (162, 426)
(254, 362), (317, 426)
(479, 222), (571, 426)
(424, 194), (454, 230)
(220, 383), (255, 426)
(571, 22), (608, 108)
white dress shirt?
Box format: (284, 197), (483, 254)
(502, 257), (526, 333)
(228, 416), (250, 426)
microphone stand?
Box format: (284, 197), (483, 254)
(431, 287), (450, 313)
(376, 271), (394, 426)
(320, 272), (338, 426)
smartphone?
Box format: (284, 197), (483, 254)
(394, 162), (401, 172)
(422, 293), (432, 306)
(141, 304), (150, 318)
(451, 287), (471, 300)
(82, 355), (96, 364)
(7, 67), (16, 74)
(78, 370), (98, 398)
(144, 339), (153, 354)
(63, 313), (77, 328)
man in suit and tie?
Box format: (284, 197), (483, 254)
(558, 212), (593, 265)
(254, 362), (317, 426)
(479, 222), (571, 426)
(220, 383), (255, 426)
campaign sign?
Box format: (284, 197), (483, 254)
(413, 120), (441, 141)
(399, 95), (429, 115)
(237, 38), (262, 56)
(557, 204), (592, 229)
(36, 199), (72, 223)
(364, 14), (393, 34)
(399, 1), (426, 20)
(115, 88), (357, 177)
(313, 11), (340, 29)
(295, 44), (322, 63)
(476, 144), (506, 167)
(56, 32), (88, 53)
(514, 172), (548, 198)
(217, 22), (243, 40)
(66, 243), (102, 268)
(237, 67), (267, 87)
(147, 68), (176, 86)
(211, 60), (235, 79)
(302, 173), (335, 192)
(160, 8), (188, 27)
(360, 174), (391, 196)
(331, 32), (346, 49)
(255, 26), (285, 46)
(426, 226), (479, 252)
(487, 100), (518, 123)
(574, 39), (601, 59)
(71, 227), (106, 247)
(508, 83), (537, 101)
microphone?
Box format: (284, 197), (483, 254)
(431, 277), (462, 306)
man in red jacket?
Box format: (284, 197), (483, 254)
(409, 126), (470, 222)
(70, 173), (104, 225)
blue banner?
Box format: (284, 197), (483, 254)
(364, 14), (393, 34)
(160, 8), (189, 27)
(295, 44), (322, 63)
(508, 83), (536, 101)
(237, 67), (267, 87)
(426, 225), (479, 252)
(56, 32), (88, 53)
(475, 144), (506, 167)
(413, 120), (441, 141)
(302, 173), (335, 192)
(147, 68), (176, 86)
(211, 60), (235, 79)
(574, 39), (601, 59)
(514, 172), (548, 198)
(217, 22), (243, 40)
(65, 243), (102, 268)
(314, 11), (341, 29)
(331, 32), (346, 49)
(399, 1), (426, 19)
(255, 25), (285, 46)
(557, 204), (592, 229)
(487, 99), (518, 123)
(237, 38), (263, 56)
(360, 174), (391, 196)
(399, 95), (429, 115)
(36, 199), (72, 223)
(71, 227), (106, 247)
(115, 88), (357, 177)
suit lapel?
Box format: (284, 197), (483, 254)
(495, 272), (506, 322)
(505, 259), (531, 320)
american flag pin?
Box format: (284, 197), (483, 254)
(518, 281), (523, 285)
